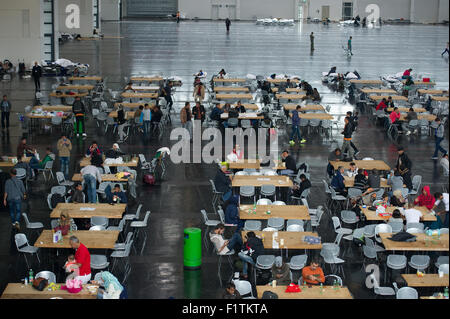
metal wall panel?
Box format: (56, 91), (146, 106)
(126, 0), (177, 17)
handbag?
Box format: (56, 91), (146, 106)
(32, 277), (48, 291)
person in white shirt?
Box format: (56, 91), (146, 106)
(440, 154), (449, 174)
(432, 192), (449, 228)
(401, 202), (423, 224)
(209, 224), (242, 255)
(345, 162), (358, 177)
(80, 165), (102, 203)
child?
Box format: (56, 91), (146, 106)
(64, 254), (80, 280)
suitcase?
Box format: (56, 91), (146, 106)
(143, 173), (155, 185)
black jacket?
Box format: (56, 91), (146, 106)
(192, 104), (206, 121)
(245, 237), (264, 262)
(283, 155), (297, 172)
(214, 169), (231, 193)
(104, 148), (125, 159)
(342, 122), (353, 138)
(151, 109), (163, 123)
(396, 153), (412, 174)
(32, 65), (42, 78)
(293, 179), (311, 197)
(72, 100), (85, 115)
(117, 109), (126, 125)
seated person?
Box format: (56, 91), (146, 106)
(440, 153), (449, 173)
(387, 170), (404, 193)
(64, 254), (80, 280)
(214, 164), (232, 202)
(349, 198), (363, 219)
(312, 88), (321, 101)
(104, 143), (125, 159)
(224, 195), (244, 230)
(402, 68), (412, 79)
(238, 231), (263, 279)
(17, 137), (36, 158)
(345, 162), (358, 177)
(271, 256), (291, 286)
(209, 223), (242, 255)
(291, 174), (311, 198)
(389, 209), (404, 224)
(402, 108), (418, 135)
(386, 96), (395, 109)
(86, 141), (102, 157)
(373, 193), (390, 208)
(353, 170), (368, 191)
(235, 100), (246, 113)
(71, 183), (85, 203)
(222, 282), (241, 299)
(151, 105), (163, 130)
(367, 169), (381, 190)
(432, 192), (448, 228)
(389, 107), (402, 129)
(301, 258), (325, 285)
(376, 98), (387, 111)
(327, 148), (344, 177)
(401, 202), (423, 224)
(124, 83), (134, 92)
(327, 66), (337, 76)
(390, 189), (407, 208)
(330, 166), (347, 196)
(105, 184), (128, 204)
(413, 186), (435, 210)
(280, 150), (297, 175)
(29, 147), (55, 175)
(228, 106), (239, 118)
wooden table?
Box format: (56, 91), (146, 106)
(220, 112), (263, 120)
(0, 156), (31, 168)
(400, 114), (436, 122)
(72, 174), (133, 182)
(121, 92), (158, 99)
(108, 111), (135, 119)
(379, 233), (449, 251)
(272, 88), (305, 93)
(80, 156), (139, 167)
(417, 89), (447, 95)
(275, 94), (306, 100)
(402, 80), (436, 86)
(56, 85), (94, 91)
(232, 175), (293, 187)
(360, 88), (397, 94)
(228, 160), (261, 169)
(218, 103), (259, 110)
(298, 113), (334, 120)
(283, 104), (325, 111)
(1, 283), (97, 299)
(329, 160), (390, 171)
(50, 203), (127, 219)
(369, 95), (408, 102)
(26, 113), (69, 119)
(50, 92), (88, 98)
(386, 107), (426, 113)
(34, 230), (120, 249)
(33, 105), (73, 112)
(431, 96), (449, 102)
(361, 205), (435, 222)
(349, 79), (383, 85)
(127, 85), (160, 91)
(213, 78), (246, 83)
(256, 285), (353, 299)
(114, 102), (155, 109)
(69, 76), (102, 82)
(401, 274), (449, 287)
(267, 78), (300, 84)
(214, 87), (249, 92)
(241, 231), (322, 250)
(130, 76), (163, 82)
(239, 205), (310, 220)
(216, 93), (253, 100)
(344, 176), (389, 188)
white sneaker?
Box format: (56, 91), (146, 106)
(406, 131), (411, 136)
(76, 133), (80, 137)
(82, 133), (87, 137)
(431, 156), (438, 160)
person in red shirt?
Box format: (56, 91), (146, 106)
(414, 185), (435, 210)
(402, 68), (412, 79)
(301, 258), (325, 285)
(376, 98), (387, 111)
(69, 236), (92, 284)
(389, 107), (402, 127)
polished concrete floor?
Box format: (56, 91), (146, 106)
(0, 20), (448, 299)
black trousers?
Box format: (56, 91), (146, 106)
(1, 111), (10, 128)
(401, 172), (413, 190)
(33, 76), (40, 91)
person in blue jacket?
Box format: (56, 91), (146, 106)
(105, 184), (128, 204)
(331, 166), (347, 196)
(225, 195), (244, 230)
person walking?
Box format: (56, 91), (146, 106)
(432, 117), (447, 160)
(72, 96), (86, 137)
(348, 36), (353, 55)
(225, 18), (231, 32)
(31, 61), (42, 91)
(395, 146), (413, 191)
(4, 169), (26, 230)
(80, 164), (102, 203)
(442, 42), (449, 56)
(341, 116), (354, 159)
(310, 32), (315, 51)
(162, 81), (174, 115)
(180, 102), (193, 140)
(176, 11), (180, 23)
(193, 81), (205, 103)
(1, 95), (12, 130)
(289, 105), (306, 145)
(141, 104), (152, 138)
(116, 104), (128, 143)
(57, 133), (72, 179)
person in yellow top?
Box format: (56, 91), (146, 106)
(301, 258), (325, 285)
(57, 133), (72, 179)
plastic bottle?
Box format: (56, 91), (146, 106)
(29, 269), (34, 284)
(24, 277), (28, 285)
(319, 283), (323, 294)
(444, 287), (449, 298)
(333, 280), (337, 290)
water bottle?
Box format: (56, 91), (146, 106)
(29, 269), (34, 284)
(319, 283), (323, 294)
(444, 287), (449, 298)
(24, 277), (28, 285)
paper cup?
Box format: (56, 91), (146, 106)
(439, 271), (444, 278)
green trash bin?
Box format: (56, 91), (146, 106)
(184, 227), (201, 270)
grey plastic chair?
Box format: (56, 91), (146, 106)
(256, 255), (276, 270)
(374, 223), (392, 244)
(388, 221), (404, 233)
(438, 263), (449, 275)
(408, 255), (430, 272)
(233, 279), (256, 299)
(244, 220), (262, 231)
(35, 271), (56, 284)
(435, 256), (449, 269)
(201, 209), (221, 249)
(267, 217), (284, 230)
(91, 254), (110, 270)
(405, 222), (424, 232)
(287, 219), (304, 228)
(272, 200), (286, 205)
(89, 225), (106, 231)
(385, 254), (407, 283)
(340, 210), (358, 227)
(396, 287), (418, 299)
(15, 233), (40, 268)
(256, 198), (272, 205)
(260, 184), (276, 199)
(286, 224), (304, 232)
(408, 175), (422, 196)
(240, 186), (255, 202)
(369, 273), (395, 297)
(130, 211), (151, 255)
(56, 172), (74, 187)
(22, 213), (44, 237)
(289, 255), (308, 271)
(90, 216), (109, 228)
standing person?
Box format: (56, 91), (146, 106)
(72, 96), (86, 137)
(310, 32), (315, 51)
(192, 101), (206, 123)
(68, 236), (91, 284)
(80, 164), (102, 203)
(432, 192), (449, 228)
(395, 146), (413, 191)
(346, 111), (359, 155)
(193, 81), (205, 103)
(116, 104), (127, 143)
(162, 81), (173, 115)
(141, 104), (152, 138)
(180, 102), (193, 140)
(442, 42), (449, 56)
(134, 105), (144, 133)
(1, 95), (12, 130)
(341, 116), (354, 160)
(176, 11), (180, 23)
(225, 18), (231, 32)
(151, 105), (163, 133)
(348, 36), (353, 55)
(289, 105), (306, 146)
(31, 61), (42, 91)
(3, 169), (26, 230)
(432, 118), (447, 160)
(57, 133), (72, 179)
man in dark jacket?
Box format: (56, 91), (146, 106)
(238, 231), (264, 279)
(292, 174), (311, 198)
(395, 146), (413, 191)
(72, 96), (86, 137)
(192, 102), (206, 122)
(280, 150), (297, 175)
(225, 18), (231, 32)
(346, 111), (359, 155)
(341, 116), (354, 159)
(331, 166), (347, 196)
(224, 195), (244, 230)
(1, 95), (12, 130)
(214, 164), (232, 202)
(31, 61), (42, 91)
(105, 184), (128, 204)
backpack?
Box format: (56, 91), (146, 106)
(261, 291), (278, 299)
(143, 173), (155, 185)
(51, 193), (64, 208)
(388, 231), (417, 242)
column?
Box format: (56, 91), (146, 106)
(101, 0), (120, 21)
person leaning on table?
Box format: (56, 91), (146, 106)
(301, 258), (325, 285)
(69, 236), (91, 284)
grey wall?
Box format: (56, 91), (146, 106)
(101, 0), (120, 20)
(438, 0), (449, 22)
(0, 0), (43, 65)
(58, 0), (94, 37)
(240, 0), (296, 20)
(354, 0), (411, 20)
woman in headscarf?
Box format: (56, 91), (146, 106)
(94, 271), (127, 299)
(54, 211), (77, 235)
(390, 189), (407, 208)
(414, 186), (435, 210)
